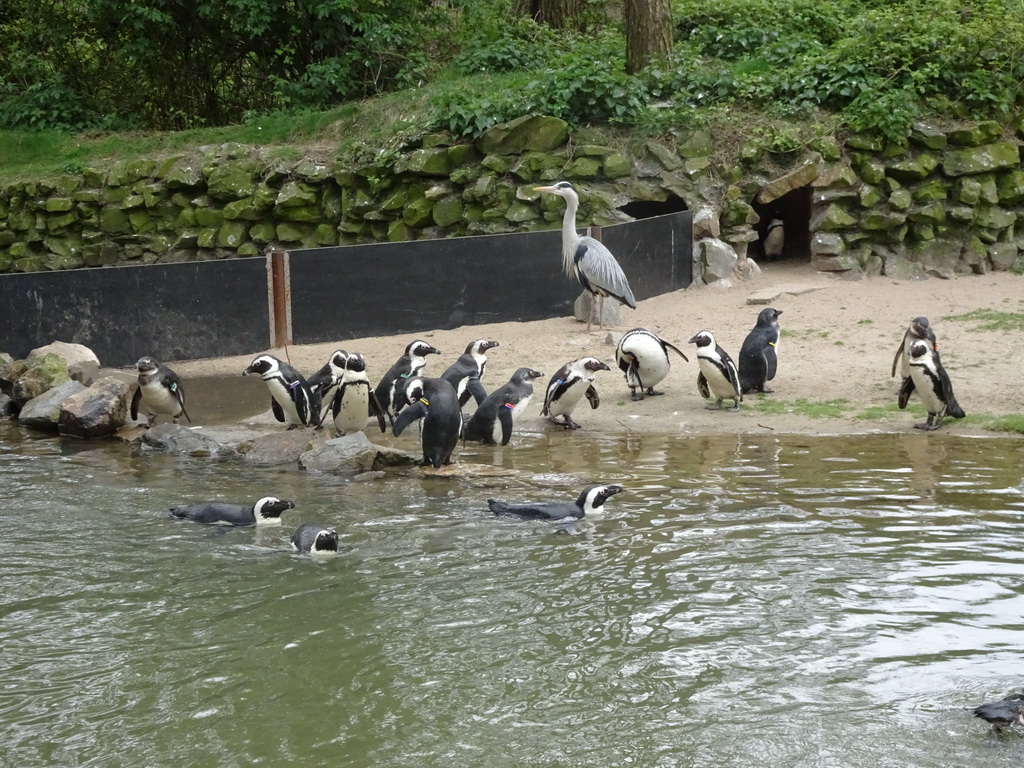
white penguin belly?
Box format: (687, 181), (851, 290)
(334, 385), (369, 433)
(698, 358), (735, 399)
(140, 379), (181, 416)
(266, 378), (303, 425)
(909, 366), (943, 414)
(635, 355), (670, 390)
(548, 379), (588, 417)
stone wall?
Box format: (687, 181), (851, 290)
(1, 115), (1022, 280)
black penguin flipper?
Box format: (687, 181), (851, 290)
(891, 338), (906, 378)
(368, 391), (387, 433)
(585, 384), (600, 410)
(696, 372), (710, 400)
(392, 401), (428, 437)
(661, 339), (690, 363)
(271, 398), (286, 423)
(543, 377), (573, 415)
(938, 365), (966, 419)
(764, 341), (779, 381)
(464, 378), (488, 407)
(897, 375), (916, 409)
(130, 387), (142, 420)
(497, 405), (515, 446)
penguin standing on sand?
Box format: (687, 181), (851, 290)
(738, 308), (782, 394)
(441, 339), (500, 408)
(463, 367), (544, 445)
(130, 356), (191, 427)
(615, 328), (689, 401)
(541, 357), (610, 429)
(763, 218), (785, 260)
(892, 317), (938, 381)
(242, 354), (316, 429)
(392, 376), (463, 468)
(170, 496), (295, 526)
(373, 339), (441, 424)
(291, 523), (340, 554)
(326, 353), (386, 435)
(688, 330), (742, 411)
(488, 484), (624, 521)
(897, 339), (965, 430)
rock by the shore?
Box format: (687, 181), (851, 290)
(17, 380), (87, 431)
(28, 341), (101, 385)
(142, 423), (221, 457)
(2, 354), (71, 407)
(58, 376), (130, 439)
(237, 429), (328, 466)
(0, 393), (13, 416)
(298, 431), (422, 473)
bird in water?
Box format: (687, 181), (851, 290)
(973, 689), (1024, 732)
(169, 496), (295, 526)
(290, 523), (340, 555)
(488, 484), (624, 521)
(535, 181), (636, 331)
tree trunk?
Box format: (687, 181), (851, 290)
(514, 0), (582, 30)
(625, 0), (673, 74)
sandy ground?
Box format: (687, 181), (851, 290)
(172, 262), (1024, 438)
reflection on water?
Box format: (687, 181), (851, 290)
(2, 419), (1024, 767)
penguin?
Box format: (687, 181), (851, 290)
(392, 376), (463, 469)
(463, 367), (544, 445)
(290, 523), (340, 554)
(307, 349), (349, 418)
(373, 339), (441, 424)
(130, 356), (191, 427)
(170, 496), (295, 526)
(541, 357), (610, 429)
(738, 308), (782, 394)
(897, 338), (966, 430)
(688, 330), (742, 411)
(488, 484), (624, 521)
(974, 689), (1024, 731)
(891, 317), (938, 380)
(440, 339), (500, 408)
(763, 218), (785, 260)
(326, 353), (387, 435)
(614, 328), (689, 401)
(242, 354), (316, 429)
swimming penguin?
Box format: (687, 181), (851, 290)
(130, 356), (191, 427)
(738, 308), (782, 394)
(242, 354), (316, 429)
(463, 367), (544, 445)
(974, 689), (1024, 731)
(392, 376), (463, 468)
(488, 484), (624, 521)
(290, 523), (340, 554)
(373, 339), (441, 424)
(326, 353), (387, 435)
(541, 357), (610, 429)
(688, 331), (742, 411)
(897, 338), (966, 430)
(891, 317), (938, 380)
(763, 218), (785, 260)
(614, 328), (689, 401)
(441, 339), (500, 407)
(170, 496), (295, 526)
(307, 349), (349, 417)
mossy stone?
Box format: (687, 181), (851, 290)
(128, 211), (155, 232)
(45, 198), (73, 213)
(249, 222), (277, 244)
(275, 223), (309, 243)
(277, 205), (322, 223)
(431, 196), (463, 227)
(603, 153), (632, 178)
(942, 142), (1020, 176)
(216, 221), (248, 248)
(811, 204), (856, 231)
(195, 208), (224, 228)
(859, 185), (883, 207)
(100, 208), (130, 234)
(886, 152), (938, 182)
(46, 212), (77, 230)
(996, 170), (1024, 204)
(888, 189), (912, 211)
(947, 121), (1003, 147)
(861, 210), (907, 231)
(910, 179), (947, 202)
(403, 196), (434, 227)
(388, 220), (415, 242)
(478, 115), (569, 155)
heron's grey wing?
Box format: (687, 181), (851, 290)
(577, 236), (636, 308)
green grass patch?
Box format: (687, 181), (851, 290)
(855, 402), (912, 420)
(942, 309), (1024, 332)
(748, 397), (848, 418)
(980, 414), (1024, 435)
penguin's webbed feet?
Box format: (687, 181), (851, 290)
(704, 400), (722, 411)
(728, 402), (741, 413)
(562, 417), (581, 430)
(645, 388), (664, 397)
(629, 390), (643, 402)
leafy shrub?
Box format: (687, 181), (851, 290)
(843, 87), (919, 144)
(452, 15), (562, 75)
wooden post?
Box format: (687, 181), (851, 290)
(266, 249), (292, 348)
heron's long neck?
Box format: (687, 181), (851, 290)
(560, 194), (580, 277)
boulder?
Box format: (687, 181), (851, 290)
(0, 393), (13, 417)
(299, 432), (420, 473)
(697, 238), (739, 283)
(691, 205), (720, 240)
(28, 341), (101, 384)
(237, 429), (327, 466)
(573, 291), (620, 327)
(478, 116), (569, 156)
(17, 380), (87, 431)
(942, 142), (1020, 177)
(142, 423), (221, 457)
(7, 354), (71, 407)
(58, 376), (130, 439)
(755, 154), (821, 204)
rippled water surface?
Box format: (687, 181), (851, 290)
(3, 420), (1024, 767)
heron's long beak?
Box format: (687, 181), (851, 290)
(534, 185), (557, 193)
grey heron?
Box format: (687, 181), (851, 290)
(535, 181), (636, 331)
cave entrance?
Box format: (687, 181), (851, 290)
(752, 186), (811, 262)
(618, 192), (689, 219)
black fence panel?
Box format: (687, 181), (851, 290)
(290, 211), (692, 345)
(0, 259), (268, 367)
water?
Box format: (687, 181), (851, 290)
(2, 416), (1024, 767)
